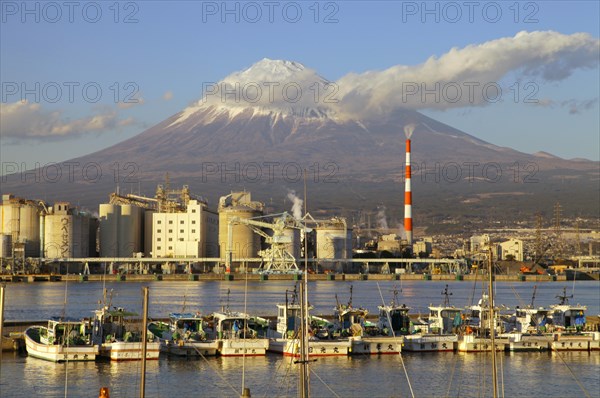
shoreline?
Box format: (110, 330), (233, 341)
(0, 272), (581, 283)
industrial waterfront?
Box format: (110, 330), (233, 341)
(0, 280), (598, 397)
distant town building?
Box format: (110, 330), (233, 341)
(413, 240), (432, 257)
(152, 200), (218, 258)
(469, 234), (490, 253)
(498, 238), (524, 261)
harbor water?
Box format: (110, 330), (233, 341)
(1, 280), (599, 397)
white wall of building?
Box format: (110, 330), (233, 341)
(498, 238), (524, 261)
(151, 200), (218, 258)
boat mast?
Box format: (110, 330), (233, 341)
(297, 170), (310, 398)
(140, 287), (149, 398)
(488, 248), (498, 398)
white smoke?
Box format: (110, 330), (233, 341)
(287, 190), (304, 220)
(376, 206), (388, 230)
(404, 123), (417, 139)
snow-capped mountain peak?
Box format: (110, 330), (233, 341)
(171, 59), (337, 126)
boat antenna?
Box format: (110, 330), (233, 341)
(442, 285), (453, 307)
(530, 285), (537, 308)
(348, 285), (353, 308)
(556, 287), (572, 305)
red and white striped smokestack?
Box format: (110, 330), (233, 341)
(403, 124), (416, 245)
(404, 138), (413, 245)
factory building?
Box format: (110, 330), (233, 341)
(498, 238), (524, 261)
(218, 192), (263, 261)
(42, 202), (96, 258)
(152, 199), (218, 258)
(0, 194), (43, 258)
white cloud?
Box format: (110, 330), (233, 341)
(163, 91), (173, 101)
(117, 96), (145, 109)
(533, 98), (598, 114)
(0, 101), (136, 141)
(333, 31), (599, 118)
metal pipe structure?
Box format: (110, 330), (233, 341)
(404, 138), (413, 245)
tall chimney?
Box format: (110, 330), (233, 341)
(404, 138), (413, 245)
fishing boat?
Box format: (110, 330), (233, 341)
(24, 317), (98, 362)
(403, 285), (461, 352)
(204, 310), (270, 356)
(92, 305), (161, 361)
(458, 292), (505, 353)
(148, 312), (218, 357)
(268, 287), (350, 356)
(334, 286), (403, 355)
(500, 287), (552, 351)
(548, 288), (598, 352)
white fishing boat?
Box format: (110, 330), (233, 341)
(458, 293), (505, 353)
(403, 286), (461, 352)
(24, 318), (98, 362)
(205, 310), (269, 356)
(334, 286), (403, 355)
(548, 288), (596, 352)
(92, 305), (161, 361)
(148, 312), (218, 357)
(268, 288), (350, 357)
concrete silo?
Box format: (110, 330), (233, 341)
(118, 204), (142, 256)
(315, 218), (352, 272)
(99, 203), (119, 257)
(218, 192), (263, 263)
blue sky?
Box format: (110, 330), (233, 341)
(1, 0), (599, 169)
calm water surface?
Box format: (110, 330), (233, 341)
(1, 280), (598, 397)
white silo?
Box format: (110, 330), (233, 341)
(218, 192), (263, 263)
(118, 204), (142, 256)
(19, 203), (41, 257)
(99, 204), (118, 257)
(315, 218), (352, 272)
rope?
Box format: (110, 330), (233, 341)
(310, 368), (341, 398)
(552, 349), (592, 398)
(195, 345), (241, 395)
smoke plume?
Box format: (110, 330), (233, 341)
(404, 123), (417, 139)
(287, 190), (304, 220)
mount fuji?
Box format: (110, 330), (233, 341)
(2, 59), (598, 227)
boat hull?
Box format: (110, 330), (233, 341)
(99, 341), (161, 361)
(457, 337), (505, 353)
(403, 335), (457, 352)
(160, 339), (218, 357)
(25, 327), (97, 362)
(217, 339), (269, 356)
(269, 338), (350, 357)
(349, 336), (403, 355)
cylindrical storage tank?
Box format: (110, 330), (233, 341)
(99, 204), (118, 257)
(143, 210), (154, 257)
(0, 203), (14, 235)
(19, 204), (40, 257)
(44, 214), (74, 258)
(76, 214), (90, 257)
(0, 234), (11, 258)
(316, 227), (348, 260)
(119, 205), (142, 257)
(282, 227), (301, 260)
(219, 208), (261, 261)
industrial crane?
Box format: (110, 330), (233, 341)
(225, 212), (303, 274)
